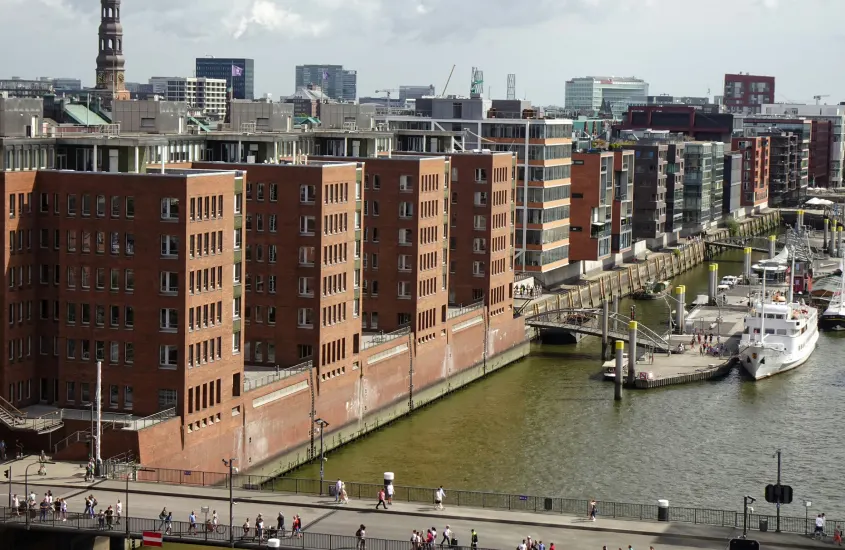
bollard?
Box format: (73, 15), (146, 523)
(830, 225), (837, 257)
(627, 321), (638, 386)
(614, 340), (624, 401)
(769, 235), (776, 259)
(674, 285), (685, 333)
(743, 247), (752, 281)
(708, 264), (718, 305)
(797, 209), (804, 231)
(601, 300), (610, 361)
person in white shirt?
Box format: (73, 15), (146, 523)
(336, 479), (343, 503)
(440, 525), (452, 548)
(815, 514), (825, 536)
(434, 486), (446, 510)
(115, 499), (122, 525)
(386, 482), (394, 505)
(518, 540), (527, 550)
(12, 494), (19, 516)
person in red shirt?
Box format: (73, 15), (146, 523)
(376, 489), (388, 510)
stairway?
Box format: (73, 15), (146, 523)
(0, 396), (64, 434)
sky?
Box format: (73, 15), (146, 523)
(1, 0), (842, 105)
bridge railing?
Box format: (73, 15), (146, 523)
(0, 506), (495, 550)
(98, 469), (839, 535)
(526, 309), (670, 351)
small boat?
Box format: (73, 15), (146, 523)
(820, 261), (845, 331)
(602, 353), (628, 380)
(632, 280), (672, 300)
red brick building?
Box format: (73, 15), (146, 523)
(569, 151), (614, 263)
(723, 73), (775, 114)
(731, 136), (771, 208)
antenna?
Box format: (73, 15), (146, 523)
(507, 74), (516, 100)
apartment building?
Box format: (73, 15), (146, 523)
(358, 156), (448, 340)
(447, 151), (514, 318)
(192, 161), (362, 390)
(163, 77), (228, 118)
(723, 73), (775, 114)
(723, 152), (742, 216)
(625, 144), (667, 247)
(682, 142), (714, 235)
(0, 167), (243, 421)
(731, 136), (771, 210)
(569, 151), (614, 264)
(739, 117), (810, 206)
(664, 142), (685, 240)
(611, 150), (634, 256)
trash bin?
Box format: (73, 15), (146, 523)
(544, 498), (553, 511)
(759, 517), (768, 532)
(657, 499), (669, 522)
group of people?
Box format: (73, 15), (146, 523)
(516, 536), (554, 550)
(335, 478), (350, 504)
(689, 331), (724, 357)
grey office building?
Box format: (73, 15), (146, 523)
(723, 152), (742, 216)
(399, 85), (435, 103)
(195, 58), (254, 100)
(295, 65), (356, 101)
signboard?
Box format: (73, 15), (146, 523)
(142, 531), (163, 547)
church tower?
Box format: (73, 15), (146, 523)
(95, 0), (129, 100)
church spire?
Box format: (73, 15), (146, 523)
(95, 0), (127, 98)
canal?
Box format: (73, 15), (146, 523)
(291, 249), (844, 519)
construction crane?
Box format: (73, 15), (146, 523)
(440, 65), (456, 97)
(375, 89), (399, 113)
(814, 94), (830, 105)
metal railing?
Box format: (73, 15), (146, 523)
(447, 300), (485, 319)
(243, 361), (312, 393)
(53, 430), (89, 455)
(108, 469), (842, 535)
(0, 506), (493, 550)
(31, 410), (64, 433)
(128, 407), (177, 431)
(361, 326), (410, 351)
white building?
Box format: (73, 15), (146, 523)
(762, 103), (845, 188)
(160, 77), (228, 119)
(564, 76), (649, 117)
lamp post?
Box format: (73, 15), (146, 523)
(25, 460), (54, 529)
(314, 418), (329, 496)
(124, 462), (137, 538)
(804, 500), (812, 536)
(742, 495), (756, 538)
(222, 458), (237, 548)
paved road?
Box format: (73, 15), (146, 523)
(2, 483), (749, 550)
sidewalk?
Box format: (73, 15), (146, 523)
(0, 457), (827, 549)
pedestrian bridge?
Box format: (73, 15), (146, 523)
(524, 308), (671, 353)
(703, 235), (773, 254)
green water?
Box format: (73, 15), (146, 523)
(292, 250), (845, 519)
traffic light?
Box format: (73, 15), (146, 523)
(730, 539), (759, 550)
(765, 484), (777, 503)
(3, 469), (8, 479)
(764, 484), (793, 504)
(781, 485), (793, 504)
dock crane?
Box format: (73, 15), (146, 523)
(814, 94), (830, 105)
(375, 89), (399, 112)
(440, 65), (456, 97)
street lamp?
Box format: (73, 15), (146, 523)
(25, 460), (54, 529)
(742, 495), (756, 538)
(804, 500), (812, 536)
(222, 458), (237, 548)
(314, 418), (329, 496)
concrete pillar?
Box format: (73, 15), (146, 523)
(769, 235), (777, 259)
(627, 321), (637, 386)
(92, 143), (98, 172)
(797, 209), (804, 230)
(601, 299), (610, 361)
(133, 146), (139, 173)
(675, 285), (686, 334)
(708, 264), (718, 305)
(743, 247), (752, 281)
(614, 340), (624, 401)
(830, 225), (837, 257)
(824, 218), (829, 249)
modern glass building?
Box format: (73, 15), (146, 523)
(564, 77), (649, 116)
(195, 58), (254, 100)
(295, 65), (356, 101)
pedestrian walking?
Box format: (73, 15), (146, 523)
(189, 510), (198, 535)
(434, 486), (446, 510)
(356, 524), (366, 550)
(105, 505), (114, 529)
(470, 529), (479, 549)
(293, 514), (302, 537)
(89, 495), (98, 518)
(335, 479), (343, 503)
(242, 517), (251, 539)
(341, 482), (349, 504)
(158, 508), (168, 531)
(61, 498), (67, 521)
(164, 512), (173, 535)
(115, 499), (122, 525)
(440, 525), (452, 548)
(12, 494), (19, 516)
(0, 439), (6, 460)
(386, 482), (394, 505)
(589, 499), (598, 521)
(375, 488), (388, 510)
(256, 514), (265, 541)
(84, 496), (91, 517)
(97, 509), (105, 530)
(277, 510), (285, 534)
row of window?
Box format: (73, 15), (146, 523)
(244, 274), (277, 294)
(188, 195), (225, 221)
(246, 182), (280, 202)
(65, 381), (133, 410)
(189, 231), (224, 257)
(243, 341), (278, 364)
(244, 244), (278, 263)
(46, 194), (137, 219)
(35, 229), (136, 257)
(186, 337), (224, 368)
(63, 339), (135, 365)
(64, 303), (135, 329)
(242, 304), (278, 325)
(188, 267), (224, 294)
(187, 378), (223, 414)
(245, 214), (278, 233)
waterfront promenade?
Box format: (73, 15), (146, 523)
(0, 457), (830, 549)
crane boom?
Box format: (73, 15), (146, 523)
(441, 64), (456, 97)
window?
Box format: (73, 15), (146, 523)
(300, 185), (316, 204)
(125, 342), (134, 364)
(111, 196), (120, 218)
(398, 255), (412, 271)
(268, 244), (277, 263)
(160, 272), (178, 294)
(399, 175), (413, 192)
(124, 386), (133, 410)
(159, 345), (178, 368)
(125, 196), (135, 218)
(66, 381), (75, 402)
(95, 340), (105, 361)
(110, 305), (119, 327)
(269, 275), (277, 294)
(81, 383), (90, 403)
(473, 238), (487, 253)
(299, 216), (316, 235)
(399, 229), (412, 245)
(124, 306), (134, 328)
(110, 268), (119, 291)
(298, 277), (314, 297)
(160, 235), (179, 257)
(233, 228), (242, 250)
(234, 193), (243, 214)
(158, 389), (177, 410)
(269, 214), (278, 233)
(399, 202), (414, 218)
(257, 183), (265, 201)
(297, 308), (314, 328)
(67, 194), (78, 216)
(96, 195), (106, 217)
(125, 269), (134, 292)
(66, 303), (77, 324)
(473, 261), (486, 276)
(233, 297), (241, 319)
(66, 230), (77, 252)
(474, 192), (488, 206)
(161, 198), (179, 220)
(160, 308), (178, 331)
(398, 281), (412, 298)
(81, 231), (91, 252)
(299, 246), (315, 266)
(40, 193), (49, 213)
(473, 215), (487, 230)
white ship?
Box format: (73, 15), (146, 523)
(739, 298), (819, 380)
(819, 263), (845, 331)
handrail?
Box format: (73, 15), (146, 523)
(31, 410), (63, 432)
(53, 430), (90, 455)
(0, 395), (23, 418)
(447, 300), (485, 319)
(130, 407), (176, 430)
(243, 361), (312, 393)
(361, 326), (410, 350)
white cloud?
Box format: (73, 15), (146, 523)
(227, 0), (328, 40)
